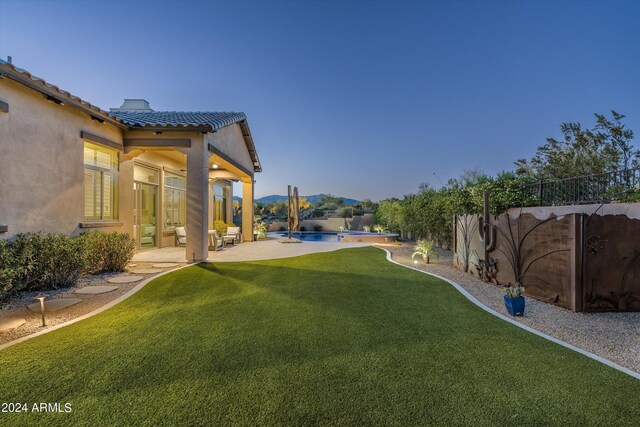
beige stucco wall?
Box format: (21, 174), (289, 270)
(0, 78), (124, 238)
(206, 125), (254, 174)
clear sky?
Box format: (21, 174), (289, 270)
(1, 0), (639, 200)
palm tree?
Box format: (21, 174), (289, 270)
(412, 240), (440, 264)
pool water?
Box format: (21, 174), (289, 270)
(269, 232), (341, 242)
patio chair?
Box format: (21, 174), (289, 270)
(208, 230), (225, 251)
(224, 226), (243, 244)
(175, 226), (186, 246)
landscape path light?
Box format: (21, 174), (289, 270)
(35, 293), (47, 327)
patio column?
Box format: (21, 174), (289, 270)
(185, 141), (210, 262)
(242, 178), (254, 242)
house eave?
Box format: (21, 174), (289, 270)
(0, 62), (127, 130)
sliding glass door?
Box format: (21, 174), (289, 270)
(133, 165), (159, 250)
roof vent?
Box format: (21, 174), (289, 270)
(110, 99), (153, 112)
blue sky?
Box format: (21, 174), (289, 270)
(1, 0), (639, 200)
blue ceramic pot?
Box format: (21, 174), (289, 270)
(504, 295), (525, 316)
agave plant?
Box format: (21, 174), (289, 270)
(363, 225), (371, 233)
(373, 224), (388, 234)
(412, 240), (439, 264)
(505, 282), (525, 298)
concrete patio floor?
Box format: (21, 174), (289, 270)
(132, 239), (371, 263)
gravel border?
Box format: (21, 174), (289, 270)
(0, 262), (184, 346)
(383, 242), (640, 374)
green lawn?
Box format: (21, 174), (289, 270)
(1, 247), (638, 426)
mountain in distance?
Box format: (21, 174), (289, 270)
(234, 194), (360, 205)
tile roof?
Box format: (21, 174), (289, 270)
(110, 111), (248, 131)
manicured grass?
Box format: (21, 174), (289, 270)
(0, 247), (638, 426)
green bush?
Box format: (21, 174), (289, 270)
(214, 220), (236, 236)
(82, 232), (136, 273)
(0, 231), (135, 303)
(12, 233), (87, 291)
(375, 173), (540, 247)
(0, 239), (17, 303)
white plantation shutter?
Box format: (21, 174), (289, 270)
(83, 142), (119, 220)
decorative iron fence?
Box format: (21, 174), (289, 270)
(524, 167), (640, 206)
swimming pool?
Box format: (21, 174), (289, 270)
(267, 231), (399, 243)
(269, 232), (340, 242)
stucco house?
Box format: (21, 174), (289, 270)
(0, 58), (261, 262)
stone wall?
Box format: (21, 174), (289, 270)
(268, 213), (374, 232)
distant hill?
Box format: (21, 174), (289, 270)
(304, 194), (359, 205)
(235, 194), (360, 205)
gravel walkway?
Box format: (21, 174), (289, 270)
(384, 243), (640, 374)
(0, 262), (183, 346)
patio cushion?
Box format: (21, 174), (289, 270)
(175, 226), (186, 246)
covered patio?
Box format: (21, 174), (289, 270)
(110, 100), (262, 263)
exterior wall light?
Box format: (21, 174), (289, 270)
(35, 294), (47, 327)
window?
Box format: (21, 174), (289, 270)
(214, 184), (227, 223)
(84, 142), (118, 220)
(164, 172), (186, 231)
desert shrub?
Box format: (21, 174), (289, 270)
(313, 225), (323, 232)
(300, 226), (306, 232)
(279, 226), (286, 231)
(337, 207), (352, 218)
(214, 220), (236, 236)
(82, 231), (136, 273)
(12, 233), (86, 290)
(0, 239), (17, 303)
(254, 216), (267, 239)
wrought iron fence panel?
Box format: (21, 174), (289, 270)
(524, 167), (640, 206)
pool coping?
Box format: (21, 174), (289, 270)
(378, 247), (640, 380)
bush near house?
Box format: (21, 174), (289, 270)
(82, 231), (136, 273)
(0, 239), (17, 303)
(0, 231), (135, 303)
(313, 225), (323, 232)
(11, 233), (87, 292)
